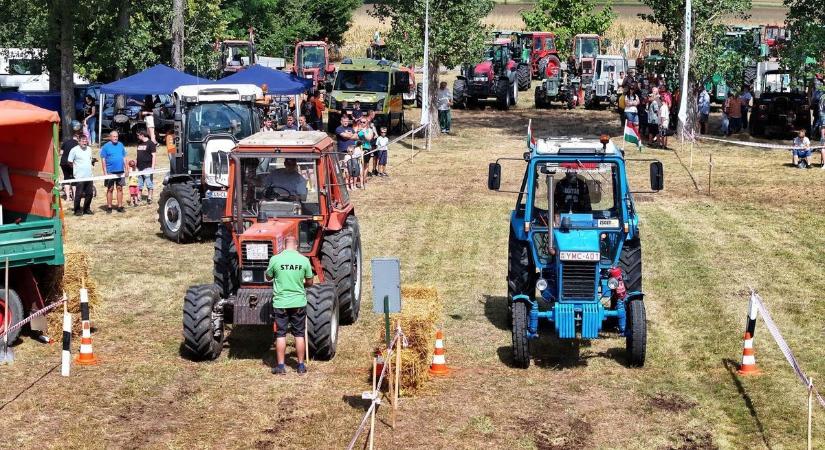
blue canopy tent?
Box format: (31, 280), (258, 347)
(214, 64), (312, 94)
(96, 64), (212, 144)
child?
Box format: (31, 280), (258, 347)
(127, 160), (140, 206)
(376, 127), (389, 177)
(348, 145), (363, 189)
(792, 129), (811, 169)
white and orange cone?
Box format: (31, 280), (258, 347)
(428, 330), (450, 376)
(75, 287), (98, 366)
(737, 332), (759, 376)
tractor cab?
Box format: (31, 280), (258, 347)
(293, 41), (336, 90)
(571, 34), (602, 77)
(529, 32), (559, 79)
(585, 55), (627, 107)
(487, 132), (663, 368)
(218, 40), (256, 77)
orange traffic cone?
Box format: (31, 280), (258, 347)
(428, 330), (450, 376)
(75, 287), (98, 366)
(737, 332), (759, 376)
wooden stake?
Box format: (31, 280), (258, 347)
(369, 357), (377, 450)
(392, 320), (401, 429)
(707, 153), (713, 196)
(808, 377), (814, 450)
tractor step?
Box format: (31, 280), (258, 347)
(231, 288), (273, 325)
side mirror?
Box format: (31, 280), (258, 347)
(391, 71), (410, 95)
(487, 162), (501, 190)
(633, 39), (640, 49)
(650, 161), (664, 191)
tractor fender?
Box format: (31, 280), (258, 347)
(326, 205), (354, 232)
(163, 173), (195, 187)
(626, 291), (644, 302)
(511, 294), (534, 307)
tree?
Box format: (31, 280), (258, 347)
(370, 0), (495, 131)
(639, 0), (751, 139)
(171, 0), (185, 70)
(309, 0), (361, 45)
(521, 0), (615, 58)
(782, 0), (825, 79)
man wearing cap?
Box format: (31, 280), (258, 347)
(265, 235), (314, 375)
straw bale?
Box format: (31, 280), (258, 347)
(42, 245), (100, 337)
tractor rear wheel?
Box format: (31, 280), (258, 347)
(618, 239), (642, 293)
(306, 282), (339, 360)
(0, 287), (23, 345)
(625, 299), (647, 367)
(743, 64), (757, 87)
(496, 79), (510, 111)
(321, 216), (362, 325)
(158, 182), (202, 243)
(511, 301), (531, 369)
(213, 225), (239, 299)
(517, 63), (531, 91)
(182, 284), (223, 361)
(452, 79), (467, 109)
(415, 83), (423, 108)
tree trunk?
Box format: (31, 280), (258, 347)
(59, 0), (74, 138)
(427, 57), (440, 135)
(114, 1), (130, 79)
(171, 0), (185, 70)
(46, 0), (61, 92)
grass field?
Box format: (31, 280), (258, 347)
(4, 6), (823, 450)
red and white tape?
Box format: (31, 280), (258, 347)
(699, 135), (825, 151)
(0, 296), (66, 341)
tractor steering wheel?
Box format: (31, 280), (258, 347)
(263, 185), (292, 201)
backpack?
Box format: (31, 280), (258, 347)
(618, 94), (626, 109)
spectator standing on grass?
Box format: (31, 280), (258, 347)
(135, 95), (158, 143)
(818, 86), (825, 147)
(127, 160), (140, 206)
(617, 91), (626, 128)
(298, 115), (314, 131)
(356, 118), (374, 184)
(724, 92), (742, 135)
(376, 127), (389, 177)
(83, 95), (97, 145)
(740, 85), (752, 130)
(792, 128), (812, 169)
(100, 131), (128, 213)
(638, 82), (650, 140)
(351, 101), (363, 121)
(335, 115), (357, 154)
(624, 86), (640, 125)
(165, 127), (177, 173)
(312, 92), (325, 131)
(68, 135), (94, 216)
(282, 115), (299, 131)
(646, 92), (659, 146)
(658, 96), (670, 150)
(60, 122), (82, 201)
(437, 81), (453, 133)
(697, 84), (711, 135)
(265, 235), (313, 375)
(136, 130), (157, 204)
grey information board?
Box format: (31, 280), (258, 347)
(372, 257), (401, 314)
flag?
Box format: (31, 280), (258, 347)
(624, 121), (642, 149)
(527, 119), (537, 151)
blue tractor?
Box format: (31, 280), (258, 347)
(487, 134), (663, 368)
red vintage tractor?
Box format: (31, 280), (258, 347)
(182, 131), (362, 361)
(529, 32), (561, 80)
(293, 41), (336, 91)
(453, 38), (519, 110)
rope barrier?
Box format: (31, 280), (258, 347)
(59, 168), (170, 185)
(346, 328), (408, 450)
(361, 123), (429, 158)
(0, 296), (67, 341)
(749, 290), (825, 408)
(698, 135), (825, 151)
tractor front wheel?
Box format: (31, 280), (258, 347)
(0, 287), (24, 345)
(182, 284), (223, 361)
(158, 182), (202, 243)
(306, 282), (339, 360)
(213, 225), (239, 299)
(517, 63), (531, 91)
(618, 239), (642, 293)
(534, 86), (545, 109)
(496, 79), (510, 111)
(321, 216), (362, 325)
(511, 301), (531, 369)
(625, 299), (647, 367)
(452, 79), (467, 109)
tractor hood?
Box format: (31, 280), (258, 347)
(473, 60), (494, 77)
(239, 220), (300, 254)
(553, 228), (601, 253)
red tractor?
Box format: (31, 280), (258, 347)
(182, 131), (362, 361)
(529, 32), (561, 80)
(293, 41), (336, 91)
(453, 38), (519, 110)
(760, 25), (789, 59)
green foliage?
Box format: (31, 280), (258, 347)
(520, 0), (615, 57)
(370, 0), (495, 69)
(309, 0), (362, 45)
(222, 0), (318, 58)
(783, 0), (825, 79)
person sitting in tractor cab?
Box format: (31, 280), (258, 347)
(263, 158), (308, 201)
(554, 169), (592, 214)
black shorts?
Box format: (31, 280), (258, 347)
(60, 164), (74, 181)
(363, 151), (372, 165)
(272, 306), (306, 338)
(647, 124), (659, 136)
(104, 172), (125, 188)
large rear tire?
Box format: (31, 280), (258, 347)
(626, 299), (647, 367)
(512, 301), (531, 369)
(321, 216), (362, 325)
(182, 284), (223, 361)
(534, 86), (545, 109)
(0, 287), (23, 345)
(306, 282), (339, 360)
(158, 182), (202, 243)
(517, 63), (531, 91)
(452, 79), (467, 109)
(213, 225), (239, 299)
(496, 79), (510, 111)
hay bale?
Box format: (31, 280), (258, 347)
(374, 285), (443, 394)
(43, 245), (100, 337)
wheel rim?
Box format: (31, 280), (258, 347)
(353, 242), (362, 302)
(164, 197), (182, 233)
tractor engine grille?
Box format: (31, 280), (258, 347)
(596, 81), (608, 97)
(241, 241), (273, 269)
(561, 261), (597, 299)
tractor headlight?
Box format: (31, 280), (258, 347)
(241, 270), (254, 283)
(536, 278), (548, 291)
(607, 277), (619, 290)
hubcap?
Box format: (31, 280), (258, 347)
(164, 197), (182, 233)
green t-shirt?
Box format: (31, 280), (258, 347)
(265, 249), (314, 308)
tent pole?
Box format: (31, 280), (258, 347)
(98, 93), (104, 146)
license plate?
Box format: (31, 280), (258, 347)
(306, 75), (313, 79)
(473, 77), (486, 82)
(206, 190), (227, 199)
(245, 243), (269, 260)
(559, 251), (600, 262)
(597, 219), (619, 228)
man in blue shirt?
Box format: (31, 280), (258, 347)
(100, 130), (128, 213)
(335, 115), (356, 154)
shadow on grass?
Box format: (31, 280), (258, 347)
(226, 325), (274, 362)
(497, 336), (590, 370)
(342, 394), (371, 411)
(482, 294), (510, 330)
(722, 358), (771, 449)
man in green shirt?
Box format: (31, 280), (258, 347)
(265, 236), (314, 375)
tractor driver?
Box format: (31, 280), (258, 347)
(554, 169), (592, 214)
(263, 158), (308, 201)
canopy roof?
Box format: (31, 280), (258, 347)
(215, 65), (312, 94)
(0, 100), (60, 126)
(100, 64), (212, 95)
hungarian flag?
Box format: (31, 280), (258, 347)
(624, 121), (642, 150)
(527, 119), (537, 151)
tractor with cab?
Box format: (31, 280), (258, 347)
(291, 41), (336, 91)
(492, 30), (533, 92)
(529, 32), (561, 81)
(583, 55), (627, 109)
(487, 133), (664, 368)
(183, 131), (362, 361)
(453, 38), (519, 110)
